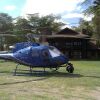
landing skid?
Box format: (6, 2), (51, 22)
(13, 64), (73, 75)
(13, 64), (48, 75)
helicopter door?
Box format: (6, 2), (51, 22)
(42, 50), (50, 64)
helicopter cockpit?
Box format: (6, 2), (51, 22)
(48, 46), (63, 58)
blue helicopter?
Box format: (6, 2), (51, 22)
(0, 42), (74, 75)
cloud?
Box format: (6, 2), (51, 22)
(83, 15), (93, 21)
(4, 5), (16, 11)
(21, 0), (84, 16)
(62, 13), (83, 18)
(55, 19), (71, 28)
(21, 0), (88, 27)
(62, 13), (93, 21)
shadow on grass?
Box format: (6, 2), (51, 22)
(31, 71), (83, 78)
(0, 70), (83, 86)
(32, 71), (100, 79)
(0, 70), (100, 79)
(0, 70), (100, 86)
(0, 70), (11, 74)
(0, 69), (83, 78)
(0, 71), (82, 85)
(0, 68), (82, 77)
(0, 77), (49, 85)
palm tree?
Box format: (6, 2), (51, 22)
(82, 0), (100, 46)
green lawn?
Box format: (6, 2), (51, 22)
(0, 60), (100, 100)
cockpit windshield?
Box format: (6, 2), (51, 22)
(49, 46), (62, 58)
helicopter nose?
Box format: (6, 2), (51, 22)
(55, 55), (68, 65)
(62, 55), (69, 63)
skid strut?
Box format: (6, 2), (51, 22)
(14, 64), (19, 75)
(30, 66), (33, 75)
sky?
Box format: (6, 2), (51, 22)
(0, 0), (92, 27)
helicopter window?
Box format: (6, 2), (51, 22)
(49, 46), (62, 57)
(42, 50), (49, 57)
(32, 50), (39, 57)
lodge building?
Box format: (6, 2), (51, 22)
(46, 28), (100, 59)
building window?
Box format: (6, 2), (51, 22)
(73, 42), (81, 46)
(72, 51), (82, 59)
(66, 42), (72, 46)
(55, 42), (58, 46)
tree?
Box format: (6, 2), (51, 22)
(81, 0), (100, 46)
(0, 13), (14, 50)
(38, 14), (64, 33)
(72, 18), (94, 36)
(13, 14), (65, 43)
(0, 13), (13, 34)
(14, 17), (33, 34)
(14, 14), (64, 35)
(27, 14), (40, 34)
(28, 14), (65, 34)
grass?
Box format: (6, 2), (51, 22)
(0, 60), (100, 100)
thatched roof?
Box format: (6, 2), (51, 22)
(47, 27), (90, 39)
